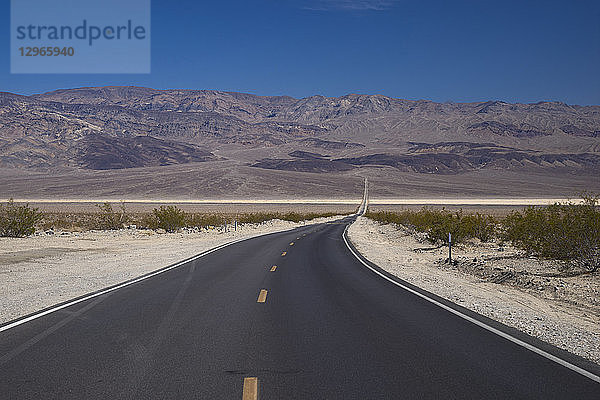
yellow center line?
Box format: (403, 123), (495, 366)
(242, 377), (259, 400)
(281, 251), (287, 256)
(270, 265), (277, 272)
(290, 242), (294, 246)
(257, 289), (268, 303)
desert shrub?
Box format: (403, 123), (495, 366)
(151, 205), (187, 232)
(96, 202), (128, 230)
(279, 212), (337, 223)
(39, 215), (74, 231)
(237, 212), (277, 224)
(460, 213), (497, 242)
(187, 213), (228, 228)
(501, 208), (545, 252)
(501, 197), (600, 272)
(40, 213), (86, 231)
(426, 212), (464, 245)
(39, 209), (344, 232)
(40, 211), (140, 231)
(279, 212), (305, 223)
(366, 208), (497, 245)
(181, 211), (341, 228)
(367, 208), (454, 244)
(0, 198), (42, 237)
(137, 213), (158, 229)
(236, 212), (339, 224)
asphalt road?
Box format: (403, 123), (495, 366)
(1, 215), (599, 399)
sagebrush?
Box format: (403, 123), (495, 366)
(366, 198), (600, 273)
(96, 202), (128, 230)
(366, 208), (497, 245)
(502, 196), (599, 272)
(0, 199), (42, 237)
(150, 205), (187, 232)
(25, 206), (348, 233)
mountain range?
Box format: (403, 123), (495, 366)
(1, 86), (599, 198)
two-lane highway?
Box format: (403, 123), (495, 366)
(1, 215), (599, 398)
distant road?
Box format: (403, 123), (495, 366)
(1, 219), (599, 397)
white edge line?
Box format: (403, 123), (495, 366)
(0, 235), (253, 333)
(342, 224), (600, 384)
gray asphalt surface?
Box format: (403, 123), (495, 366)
(1, 214), (599, 399)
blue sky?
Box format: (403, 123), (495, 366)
(1, 0), (599, 104)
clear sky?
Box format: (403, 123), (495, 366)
(1, 0), (599, 104)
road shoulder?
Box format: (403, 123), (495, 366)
(347, 216), (600, 366)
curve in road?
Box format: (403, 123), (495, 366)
(1, 213), (599, 398)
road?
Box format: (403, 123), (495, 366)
(1, 214), (599, 397)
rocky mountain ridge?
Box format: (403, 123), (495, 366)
(1, 86), (599, 175)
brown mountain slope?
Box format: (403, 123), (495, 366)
(0, 87), (599, 198)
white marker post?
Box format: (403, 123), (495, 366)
(448, 232), (452, 263)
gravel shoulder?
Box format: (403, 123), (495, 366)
(347, 216), (600, 365)
(0, 216), (340, 325)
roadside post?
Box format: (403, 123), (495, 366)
(448, 232), (452, 263)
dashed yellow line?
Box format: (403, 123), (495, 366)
(257, 289), (268, 303)
(242, 377), (258, 400)
(281, 251), (287, 256)
(270, 265), (277, 272)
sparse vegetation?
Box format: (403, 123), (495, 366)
(150, 205), (187, 232)
(186, 213), (228, 228)
(34, 209), (346, 232)
(501, 196), (600, 273)
(237, 211), (339, 224)
(186, 211), (342, 228)
(366, 208), (497, 245)
(96, 202), (128, 230)
(366, 196), (600, 274)
(459, 213), (497, 243)
(40, 212), (98, 231)
(0, 199), (43, 237)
